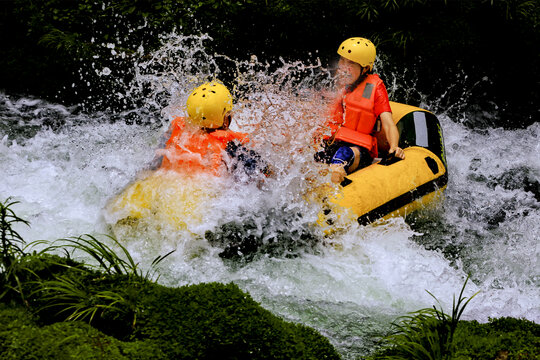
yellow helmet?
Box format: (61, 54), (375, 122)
(337, 37), (376, 70)
(186, 81), (233, 128)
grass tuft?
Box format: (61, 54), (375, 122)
(0, 198), (31, 303)
(380, 275), (479, 360)
(33, 235), (174, 328)
(43, 234), (174, 282)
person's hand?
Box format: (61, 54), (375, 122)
(330, 164), (347, 184)
(389, 146), (405, 159)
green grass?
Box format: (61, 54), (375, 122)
(367, 275), (539, 360)
(42, 234), (174, 281)
(381, 276), (479, 359)
(0, 198), (31, 303)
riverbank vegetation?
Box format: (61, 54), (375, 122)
(366, 277), (539, 359)
(1, 0), (539, 127)
(2, 199), (539, 359)
(368, 316), (539, 359)
(0, 199), (340, 359)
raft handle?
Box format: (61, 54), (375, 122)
(379, 152), (402, 166)
(424, 156), (439, 175)
(340, 177), (353, 187)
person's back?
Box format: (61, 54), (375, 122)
(160, 116), (248, 176)
(157, 81), (267, 180)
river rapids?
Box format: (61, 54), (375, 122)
(1, 33), (538, 359)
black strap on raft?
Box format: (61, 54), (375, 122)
(356, 173), (448, 225)
(379, 152), (402, 166)
(340, 177), (353, 187)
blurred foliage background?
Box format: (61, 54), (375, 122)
(1, 0), (538, 127)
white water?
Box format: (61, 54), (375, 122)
(1, 34), (538, 358)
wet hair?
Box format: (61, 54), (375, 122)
(345, 67), (373, 94)
(202, 113), (232, 133)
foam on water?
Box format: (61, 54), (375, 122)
(430, 118), (540, 322)
(1, 32), (538, 358)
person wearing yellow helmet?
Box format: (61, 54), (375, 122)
(154, 81), (268, 179)
(185, 80), (234, 129)
(316, 37), (405, 184)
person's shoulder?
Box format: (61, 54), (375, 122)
(171, 116), (187, 128)
(229, 131), (249, 143)
(369, 73), (384, 83)
(212, 129), (249, 143)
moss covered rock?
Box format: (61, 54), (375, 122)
(0, 304), (164, 359)
(368, 316), (540, 360)
(453, 318), (540, 360)
(4, 253), (340, 359)
(135, 281), (339, 359)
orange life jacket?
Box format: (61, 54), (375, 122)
(327, 74), (383, 158)
(160, 117), (248, 175)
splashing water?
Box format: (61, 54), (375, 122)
(1, 33), (538, 359)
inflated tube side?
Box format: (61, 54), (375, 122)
(326, 102), (448, 226)
(390, 101), (447, 170)
(338, 146), (447, 224)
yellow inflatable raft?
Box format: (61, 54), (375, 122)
(322, 101), (447, 226)
(106, 101), (446, 233)
(104, 171), (221, 231)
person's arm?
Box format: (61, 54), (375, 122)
(225, 141), (271, 178)
(380, 112), (404, 159)
(373, 78), (404, 159)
